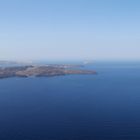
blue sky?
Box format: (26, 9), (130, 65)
(0, 0), (140, 61)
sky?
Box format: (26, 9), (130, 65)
(0, 0), (140, 61)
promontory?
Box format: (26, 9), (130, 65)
(0, 65), (97, 79)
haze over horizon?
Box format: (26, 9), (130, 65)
(0, 0), (140, 61)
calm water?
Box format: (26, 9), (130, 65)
(0, 62), (140, 140)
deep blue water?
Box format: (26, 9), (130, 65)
(0, 62), (140, 140)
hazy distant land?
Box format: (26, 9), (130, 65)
(0, 62), (96, 79)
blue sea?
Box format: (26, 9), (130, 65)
(0, 61), (140, 140)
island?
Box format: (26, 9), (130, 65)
(0, 64), (96, 79)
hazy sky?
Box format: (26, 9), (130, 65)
(0, 0), (140, 61)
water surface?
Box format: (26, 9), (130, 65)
(0, 62), (140, 140)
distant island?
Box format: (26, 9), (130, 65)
(0, 64), (96, 79)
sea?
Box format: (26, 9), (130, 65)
(0, 61), (140, 140)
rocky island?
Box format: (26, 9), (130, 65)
(0, 65), (96, 79)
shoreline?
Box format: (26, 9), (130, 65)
(0, 65), (96, 79)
